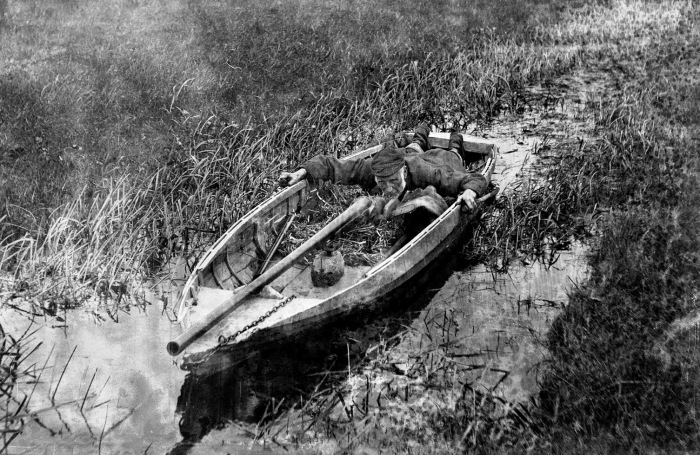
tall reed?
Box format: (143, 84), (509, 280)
(1, 31), (580, 306)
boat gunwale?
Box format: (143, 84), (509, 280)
(174, 180), (306, 320)
(365, 146), (497, 278)
(173, 141), (389, 319)
(174, 133), (497, 324)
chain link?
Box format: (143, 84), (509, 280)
(217, 294), (296, 347)
(186, 294), (297, 370)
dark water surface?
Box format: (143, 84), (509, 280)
(2, 241), (587, 454)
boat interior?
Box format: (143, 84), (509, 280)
(175, 134), (495, 328)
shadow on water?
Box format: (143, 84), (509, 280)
(0, 227), (588, 453)
(168, 233), (477, 453)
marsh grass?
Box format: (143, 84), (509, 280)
(524, 1), (699, 450)
(467, 171), (584, 271)
(0, 0), (570, 235)
(0, 318), (49, 450)
(1, 0), (698, 452)
(1, 7), (580, 309)
(254, 306), (538, 453)
(244, 1), (700, 452)
(1, 174), (160, 310)
(537, 98), (700, 452)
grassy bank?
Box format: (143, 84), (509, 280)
(0, 0), (566, 236)
(1, 0), (698, 453)
(1, 0), (577, 302)
(535, 1), (700, 450)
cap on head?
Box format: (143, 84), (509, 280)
(371, 146), (406, 179)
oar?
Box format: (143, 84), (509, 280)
(166, 196), (376, 356)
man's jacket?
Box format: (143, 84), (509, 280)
(302, 149), (487, 197)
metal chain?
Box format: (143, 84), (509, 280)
(217, 294), (296, 347)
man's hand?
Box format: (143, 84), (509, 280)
(279, 169), (307, 187)
(458, 189), (478, 212)
(382, 198), (400, 219)
(367, 196), (387, 224)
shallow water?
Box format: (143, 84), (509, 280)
(0, 278), (427, 453)
(1, 239), (586, 454)
(0, 293), (187, 454)
(395, 242), (589, 404)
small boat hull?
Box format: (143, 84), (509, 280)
(170, 132), (498, 367)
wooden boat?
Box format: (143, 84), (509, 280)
(167, 132), (498, 367)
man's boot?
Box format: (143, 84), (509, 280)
(448, 132), (466, 164)
(407, 123), (431, 153)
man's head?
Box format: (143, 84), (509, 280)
(371, 146), (408, 199)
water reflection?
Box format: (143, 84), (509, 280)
(0, 294), (184, 454)
(168, 244), (468, 452)
(0, 236), (586, 453)
(1, 237), (465, 453)
(174, 340), (335, 445)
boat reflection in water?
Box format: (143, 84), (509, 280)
(169, 243), (470, 452)
(173, 338), (341, 451)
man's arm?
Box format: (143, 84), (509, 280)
(405, 155), (487, 212)
(407, 156), (487, 197)
(279, 168), (308, 187)
(456, 174), (487, 211)
(299, 154), (376, 189)
(459, 173), (487, 196)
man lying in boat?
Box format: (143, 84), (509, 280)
(278, 123), (488, 219)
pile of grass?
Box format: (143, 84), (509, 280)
(276, 184), (403, 267)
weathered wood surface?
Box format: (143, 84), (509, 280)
(167, 197), (376, 355)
